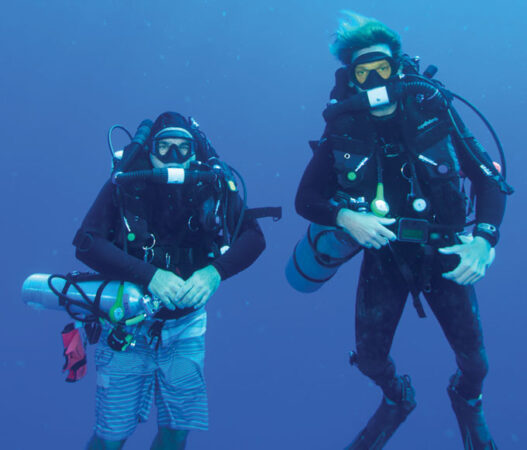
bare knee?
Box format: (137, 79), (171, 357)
(86, 434), (126, 450)
(152, 427), (189, 449)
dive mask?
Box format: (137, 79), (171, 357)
(350, 54), (396, 90)
(151, 126), (196, 164)
(152, 138), (195, 164)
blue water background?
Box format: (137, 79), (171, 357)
(1, 1), (525, 448)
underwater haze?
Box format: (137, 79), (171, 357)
(2, 0), (526, 448)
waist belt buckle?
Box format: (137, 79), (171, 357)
(397, 218), (429, 243)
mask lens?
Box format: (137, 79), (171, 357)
(153, 138), (195, 164)
(177, 141), (192, 157)
(156, 140), (171, 156)
(353, 58), (393, 85)
(375, 61), (392, 80)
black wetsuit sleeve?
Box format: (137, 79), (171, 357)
(295, 144), (340, 226)
(210, 191), (266, 280)
(450, 111), (506, 233)
(73, 180), (158, 286)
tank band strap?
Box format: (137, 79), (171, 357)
(292, 241), (335, 284)
(244, 207), (282, 222)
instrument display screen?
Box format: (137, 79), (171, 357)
(397, 218), (429, 243)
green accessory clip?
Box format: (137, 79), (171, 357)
(370, 183), (390, 217)
(109, 282), (125, 323)
(347, 171), (357, 181)
(125, 314), (147, 326)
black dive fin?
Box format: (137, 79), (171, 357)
(448, 373), (497, 450)
(346, 375), (416, 450)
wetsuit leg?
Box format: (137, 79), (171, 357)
(447, 373), (497, 449)
(354, 251), (409, 391)
(347, 251), (417, 449)
(424, 259), (496, 449)
(425, 267), (488, 398)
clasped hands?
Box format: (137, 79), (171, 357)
(336, 208), (495, 285)
(147, 265), (221, 311)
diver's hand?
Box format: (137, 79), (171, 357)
(439, 235), (495, 285)
(147, 269), (185, 310)
(336, 208), (396, 249)
(175, 265), (221, 310)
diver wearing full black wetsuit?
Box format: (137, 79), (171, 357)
(295, 13), (509, 449)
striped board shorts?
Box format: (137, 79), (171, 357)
(93, 308), (208, 441)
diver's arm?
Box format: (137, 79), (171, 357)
(451, 113), (506, 246)
(75, 236), (157, 286)
(73, 180), (158, 286)
(295, 146), (341, 226)
(211, 192), (266, 280)
(437, 115), (505, 282)
(462, 157), (505, 247)
(470, 176), (506, 245)
(210, 226), (265, 280)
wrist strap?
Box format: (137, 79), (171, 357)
(473, 223), (499, 247)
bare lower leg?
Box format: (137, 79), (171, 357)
(150, 427), (189, 450)
(86, 434), (126, 450)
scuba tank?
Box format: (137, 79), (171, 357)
(22, 273), (162, 324)
(286, 223), (362, 293)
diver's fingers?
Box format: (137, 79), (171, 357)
(460, 257), (487, 285)
(377, 217), (396, 226)
(166, 283), (182, 303)
(438, 245), (463, 255)
(377, 225), (397, 241)
(192, 291), (210, 310)
(464, 272), (481, 285)
(185, 285), (207, 308)
(370, 233), (389, 248)
(456, 267), (476, 285)
(465, 263), (487, 285)
(175, 282), (196, 307)
(443, 261), (471, 284)
(364, 230), (383, 249)
(158, 294), (176, 311)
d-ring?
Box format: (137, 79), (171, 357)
(400, 162), (411, 181)
(142, 233), (156, 251)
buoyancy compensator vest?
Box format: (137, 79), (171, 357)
(324, 55), (513, 196)
(106, 114), (236, 277)
(108, 114), (281, 277)
(325, 99), (467, 228)
(287, 55), (512, 301)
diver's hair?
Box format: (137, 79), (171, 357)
(330, 11), (402, 66)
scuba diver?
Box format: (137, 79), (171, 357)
(293, 12), (512, 450)
(70, 111), (266, 449)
